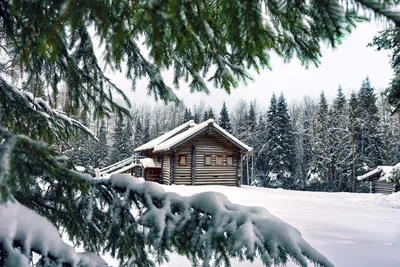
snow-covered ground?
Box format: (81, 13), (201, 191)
(107, 185), (400, 267)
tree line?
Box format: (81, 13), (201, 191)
(61, 77), (400, 192)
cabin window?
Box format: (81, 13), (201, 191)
(149, 169), (155, 175)
(178, 154), (188, 166)
(204, 155), (212, 166)
(216, 156), (223, 166)
(227, 156), (234, 166)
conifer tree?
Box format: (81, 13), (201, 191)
(202, 110), (209, 121)
(97, 119), (109, 168)
(1, 1), (399, 266)
(370, 27), (400, 111)
(329, 86), (351, 191)
(314, 91), (330, 190)
(183, 108), (193, 122)
(109, 117), (126, 164)
(134, 117), (144, 149)
(349, 92), (360, 192)
(218, 102), (231, 132)
(254, 114), (268, 185)
(265, 93), (295, 188)
(143, 117), (151, 144)
(208, 107), (215, 120)
(356, 77), (384, 171)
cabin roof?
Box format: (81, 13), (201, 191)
(134, 120), (196, 152)
(140, 158), (161, 169)
(357, 164), (400, 182)
(151, 119), (252, 152)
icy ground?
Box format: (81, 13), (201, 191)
(106, 185), (400, 267)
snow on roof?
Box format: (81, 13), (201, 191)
(357, 168), (381, 181)
(153, 119), (252, 152)
(379, 163), (400, 182)
(357, 163), (400, 182)
(140, 158), (161, 168)
(378, 166), (394, 182)
(109, 162), (139, 175)
(134, 120), (196, 152)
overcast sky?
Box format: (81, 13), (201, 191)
(107, 22), (393, 111)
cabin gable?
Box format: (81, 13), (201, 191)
(172, 130), (241, 186)
(131, 119), (252, 187)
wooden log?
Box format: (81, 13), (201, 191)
(191, 145), (196, 185)
(170, 150), (175, 185)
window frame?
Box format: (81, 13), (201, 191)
(178, 154), (188, 166)
(216, 155), (223, 166)
(226, 155), (234, 166)
(204, 155), (212, 166)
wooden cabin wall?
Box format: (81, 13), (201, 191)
(371, 177), (397, 194)
(174, 130), (240, 186)
(162, 153), (170, 185)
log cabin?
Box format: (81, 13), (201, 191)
(357, 164), (400, 194)
(134, 119), (252, 186)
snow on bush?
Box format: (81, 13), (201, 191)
(0, 200), (106, 267)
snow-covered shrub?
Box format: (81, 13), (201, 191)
(390, 163), (400, 181)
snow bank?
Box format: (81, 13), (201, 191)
(0, 201), (106, 266)
(108, 174), (333, 267)
(158, 185), (400, 267)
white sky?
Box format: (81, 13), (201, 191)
(108, 22), (393, 111)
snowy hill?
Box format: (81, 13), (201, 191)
(106, 185), (400, 267)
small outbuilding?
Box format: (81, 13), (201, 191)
(357, 163), (400, 194)
(134, 119), (252, 186)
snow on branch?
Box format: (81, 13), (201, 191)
(97, 174), (333, 267)
(353, 0), (400, 26)
(0, 77), (96, 140)
(0, 200), (107, 267)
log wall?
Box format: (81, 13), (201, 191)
(161, 153), (170, 185)
(371, 177), (398, 194)
(173, 129), (241, 186)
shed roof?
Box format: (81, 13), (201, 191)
(357, 163), (400, 182)
(152, 119), (252, 152)
(140, 158), (161, 169)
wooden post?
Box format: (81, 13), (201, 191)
(246, 154), (249, 185)
(191, 145), (196, 185)
(369, 179), (373, 193)
(237, 150), (243, 187)
(251, 150), (254, 185)
(393, 180), (399, 193)
(160, 153), (163, 184)
(170, 150), (175, 185)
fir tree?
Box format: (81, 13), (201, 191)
(370, 27), (400, 112)
(218, 102), (231, 132)
(356, 77), (384, 171)
(134, 117), (144, 149)
(312, 91), (330, 190)
(329, 86), (351, 191)
(97, 119), (109, 168)
(208, 108), (215, 120)
(184, 108), (193, 122)
(265, 93), (295, 188)
(1, 1), (399, 265)
(254, 114), (268, 185)
(143, 117), (151, 144)
(202, 110), (208, 121)
(109, 117), (126, 164)
(349, 92), (360, 192)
